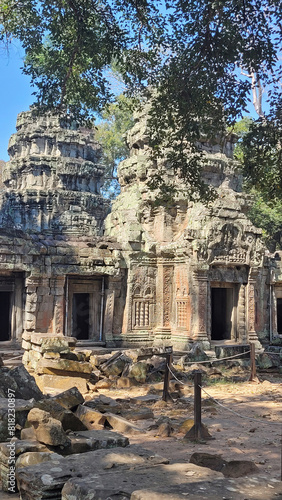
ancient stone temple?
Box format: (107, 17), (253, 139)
(0, 107), (281, 356)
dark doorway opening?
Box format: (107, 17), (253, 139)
(0, 292), (11, 341)
(211, 288), (233, 341)
(277, 298), (282, 334)
(72, 293), (90, 340)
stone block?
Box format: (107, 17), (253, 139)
(104, 413), (144, 435)
(50, 387), (84, 410)
(9, 365), (44, 401)
(34, 400), (87, 432)
(27, 408), (70, 447)
(36, 358), (92, 375)
(0, 440), (49, 492)
(35, 374), (88, 395)
(17, 444), (167, 499)
(75, 405), (106, 430)
(0, 398), (35, 442)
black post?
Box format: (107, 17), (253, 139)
(162, 352), (172, 402)
(249, 343), (259, 382)
(194, 371), (202, 440)
(184, 370), (212, 441)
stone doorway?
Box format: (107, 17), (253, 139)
(0, 292), (11, 341)
(277, 298), (282, 334)
(211, 287), (234, 341)
(67, 278), (102, 342)
(72, 293), (90, 340)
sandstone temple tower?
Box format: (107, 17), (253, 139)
(0, 107), (281, 354)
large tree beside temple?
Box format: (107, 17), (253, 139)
(0, 0), (281, 200)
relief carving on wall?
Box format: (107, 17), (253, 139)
(131, 267), (156, 330)
(163, 266), (173, 328)
(197, 222), (264, 266)
(175, 266), (190, 329)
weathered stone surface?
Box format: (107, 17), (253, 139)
(120, 407), (154, 421)
(116, 376), (138, 388)
(17, 445), (167, 500)
(61, 462), (224, 500)
(75, 405), (106, 430)
(50, 387), (84, 410)
(64, 430), (129, 455)
(100, 353), (130, 377)
(85, 395), (121, 414)
(36, 358), (92, 375)
(0, 439), (49, 492)
(34, 374), (88, 394)
(0, 365), (43, 401)
(16, 451), (62, 469)
(34, 400), (87, 432)
(104, 413), (144, 435)
(94, 378), (113, 390)
(0, 398), (34, 442)
(190, 453), (259, 478)
(128, 362), (148, 383)
(27, 408), (70, 447)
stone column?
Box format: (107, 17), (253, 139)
(104, 287), (115, 342)
(52, 276), (66, 335)
(24, 277), (41, 333)
(191, 270), (210, 347)
(247, 269), (261, 346)
(154, 262), (173, 341)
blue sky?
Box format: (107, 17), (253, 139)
(0, 44), (34, 161)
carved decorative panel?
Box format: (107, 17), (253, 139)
(131, 267), (156, 330)
(163, 266), (173, 328)
(175, 265), (190, 329)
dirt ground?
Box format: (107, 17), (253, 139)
(3, 370), (282, 499)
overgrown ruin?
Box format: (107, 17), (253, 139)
(0, 107), (281, 361)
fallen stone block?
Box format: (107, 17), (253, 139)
(36, 358), (92, 375)
(100, 353), (130, 377)
(105, 413), (144, 435)
(16, 451), (62, 469)
(120, 407), (154, 421)
(61, 461), (223, 500)
(75, 405), (106, 430)
(3, 365), (43, 401)
(116, 376), (138, 389)
(0, 440), (49, 492)
(27, 408), (70, 447)
(0, 398), (34, 442)
(34, 374), (88, 394)
(190, 452), (259, 477)
(49, 386), (84, 410)
(85, 394), (121, 413)
(34, 400), (87, 432)
(64, 429), (129, 455)
(17, 444), (167, 500)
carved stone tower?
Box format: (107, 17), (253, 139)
(0, 110), (109, 235)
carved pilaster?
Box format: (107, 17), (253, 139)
(191, 270), (209, 344)
(104, 289), (115, 341)
(247, 269), (261, 345)
(154, 262), (173, 339)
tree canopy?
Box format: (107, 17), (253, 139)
(0, 0), (281, 200)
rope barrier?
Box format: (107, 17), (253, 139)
(180, 350), (251, 365)
(166, 363), (193, 386)
(199, 384), (281, 427)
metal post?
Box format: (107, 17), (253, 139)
(194, 371), (202, 440)
(249, 343), (259, 382)
(162, 352), (172, 402)
(184, 370), (212, 441)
